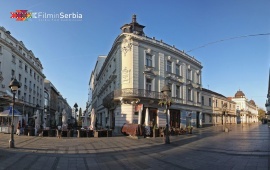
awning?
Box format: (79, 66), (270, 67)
(0, 106), (22, 117)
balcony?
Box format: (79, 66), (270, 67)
(102, 88), (201, 108)
(114, 88), (162, 100)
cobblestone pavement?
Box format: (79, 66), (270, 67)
(0, 123), (269, 170)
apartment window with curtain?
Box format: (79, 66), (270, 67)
(146, 54), (152, 67)
(146, 78), (152, 91)
(167, 60), (172, 73)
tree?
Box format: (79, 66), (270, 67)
(77, 107), (82, 126)
(258, 108), (266, 121)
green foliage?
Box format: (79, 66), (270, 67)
(158, 98), (173, 107)
(258, 108), (266, 121)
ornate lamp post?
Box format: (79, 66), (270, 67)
(222, 103), (228, 132)
(161, 85), (172, 144)
(8, 78), (21, 148)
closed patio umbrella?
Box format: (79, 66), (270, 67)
(90, 108), (96, 130)
(145, 108), (150, 136)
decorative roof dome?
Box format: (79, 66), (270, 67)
(249, 100), (256, 106)
(235, 90), (245, 98)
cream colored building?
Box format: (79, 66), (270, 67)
(90, 15), (203, 133)
(201, 88), (237, 127)
(231, 90), (258, 123)
(0, 26), (46, 126)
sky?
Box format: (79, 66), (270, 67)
(1, 0), (269, 111)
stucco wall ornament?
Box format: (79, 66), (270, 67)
(121, 39), (133, 56)
(122, 67), (130, 83)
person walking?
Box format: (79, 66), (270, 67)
(16, 121), (21, 135)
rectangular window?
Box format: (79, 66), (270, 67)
(19, 74), (21, 82)
(202, 113), (205, 123)
(176, 85), (180, 98)
(0, 46), (2, 53)
(29, 95), (31, 103)
(24, 93), (26, 101)
(188, 89), (192, 101)
(25, 65), (28, 72)
(197, 73), (200, 84)
(34, 72), (36, 79)
(37, 75), (39, 82)
(11, 69), (15, 77)
(146, 78), (152, 91)
(0, 61), (1, 71)
(197, 92), (200, 103)
(146, 54), (152, 67)
(202, 96), (204, 105)
(19, 60), (22, 68)
(12, 55), (16, 63)
(167, 61), (172, 73)
(209, 98), (212, 106)
(25, 78), (27, 84)
(187, 69), (191, 80)
(216, 100), (218, 107)
(209, 115), (212, 122)
(175, 64), (180, 75)
(30, 69), (32, 76)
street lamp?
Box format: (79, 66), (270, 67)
(8, 78), (21, 148)
(161, 85), (171, 144)
(222, 103), (228, 132)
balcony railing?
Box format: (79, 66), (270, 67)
(114, 88), (163, 99)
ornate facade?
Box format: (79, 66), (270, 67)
(0, 27), (45, 126)
(231, 90), (258, 123)
(201, 88), (237, 127)
(90, 15), (203, 133)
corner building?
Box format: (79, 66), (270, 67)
(0, 27), (45, 127)
(92, 15), (203, 133)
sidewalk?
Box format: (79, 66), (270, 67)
(0, 123), (269, 170)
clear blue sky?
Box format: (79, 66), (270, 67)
(1, 0), (269, 110)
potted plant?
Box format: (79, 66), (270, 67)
(187, 125), (193, 134)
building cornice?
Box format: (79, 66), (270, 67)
(0, 37), (45, 78)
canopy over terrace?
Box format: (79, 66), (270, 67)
(0, 107), (23, 133)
